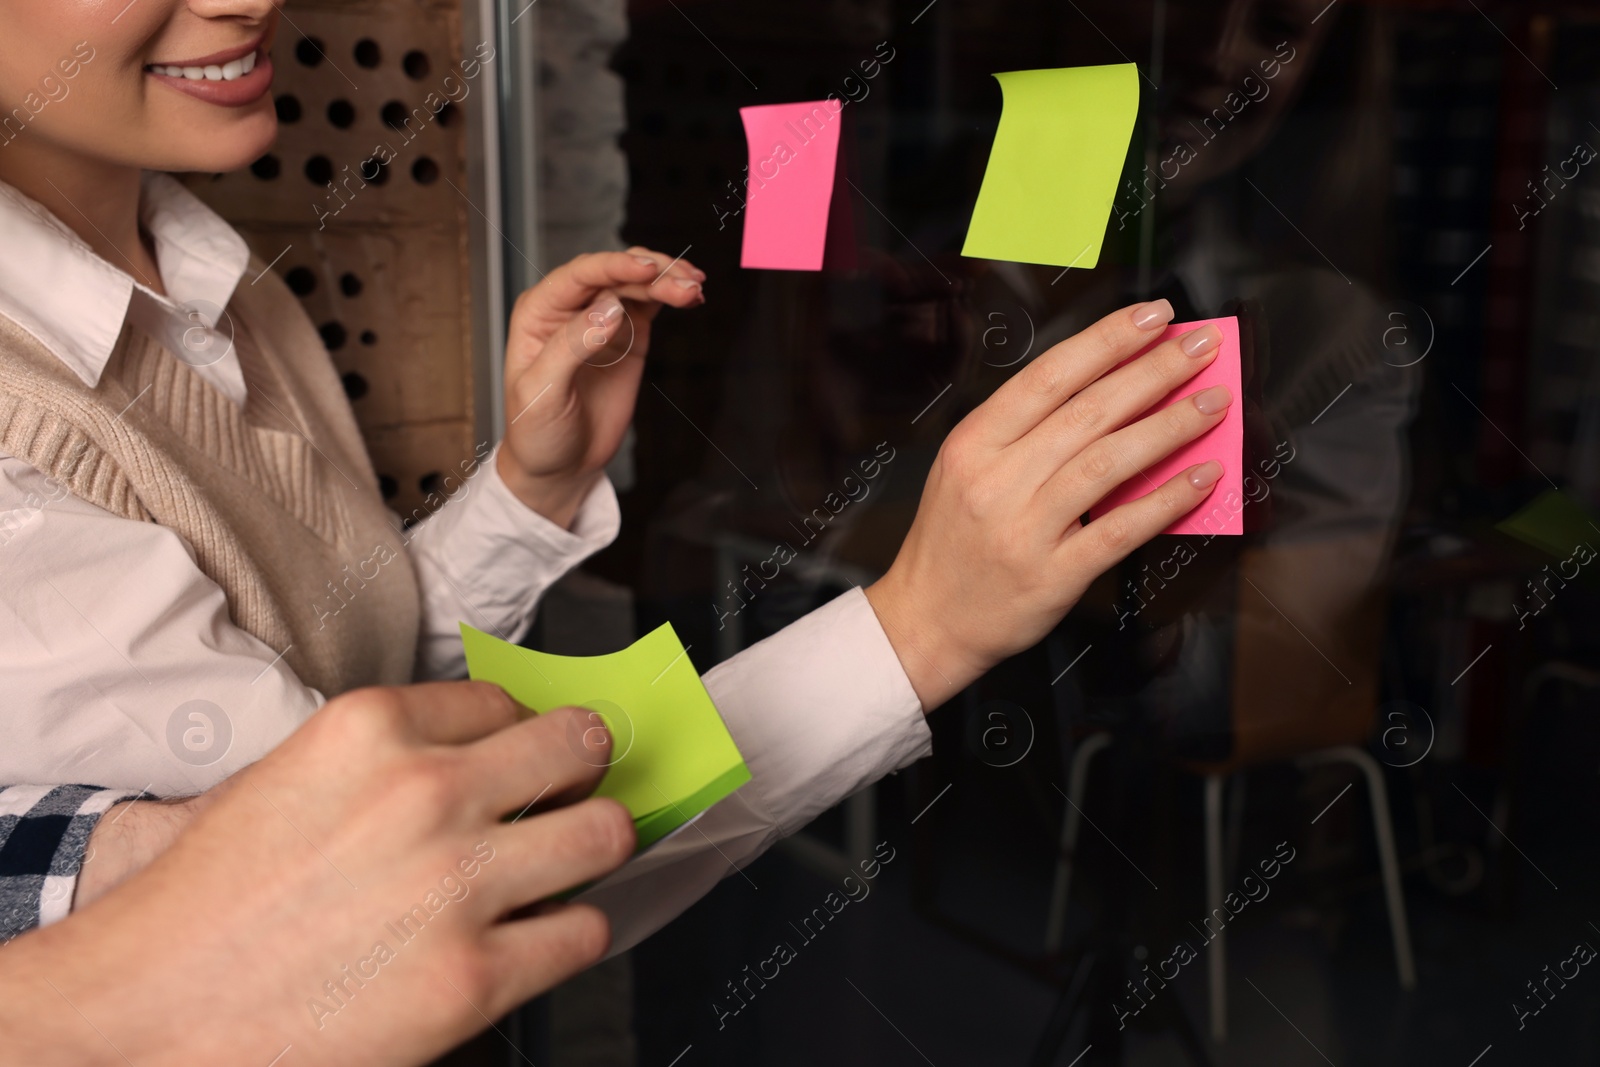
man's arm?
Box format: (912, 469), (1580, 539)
(0, 451), (330, 936)
(0, 683), (632, 1067)
(0, 786), (149, 940)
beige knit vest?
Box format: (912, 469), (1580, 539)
(0, 255), (420, 697)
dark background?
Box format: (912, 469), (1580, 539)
(546, 1), (1600, 1063)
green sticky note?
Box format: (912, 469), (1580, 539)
(1496, 489), (1600, 561)
(460, 622), (751, 850)
(962, 63), (1140, 269)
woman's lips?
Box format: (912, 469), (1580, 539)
(145, 50), (274, 107)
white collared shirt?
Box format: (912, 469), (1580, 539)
(0, 173), (930, 948)
(0, 173), (250, 404)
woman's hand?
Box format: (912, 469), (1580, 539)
(2, 682), (632, 1066)
(865, 299), (1233, 711)
(497, 247), (706, 527)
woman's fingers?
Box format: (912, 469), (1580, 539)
(612, 244), (705, 305)
(480, 797), (635, 913)
(623, 244), (705, 282)
(973, 298), (1176, 448)
(553, 288), (629, 370)
(514, 249), (703, 333)
(1062, 459), (1226, 577)
(1040, 383), (1233, 522)
(1022, 322), (1224, 478)
(518, 285), (640, 402)
(524, 252), (661, 318)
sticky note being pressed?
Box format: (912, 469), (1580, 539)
(1090, 317), (1244, 537)
(740, 99), (846, 271)
(460, 622), (750, 850)
(962, 63), (1140, 269)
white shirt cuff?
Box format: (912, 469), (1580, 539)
(574, 586), (930, 955)
(406, 452), (621, 678)
(704, 585), (931, 836)
(436, 453), (622, 577)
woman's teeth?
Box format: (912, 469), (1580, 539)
(148, 51), (257, 81)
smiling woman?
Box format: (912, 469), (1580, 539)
(0, 0), (282, 291)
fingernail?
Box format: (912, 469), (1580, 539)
(1188, 460), (1223, 489)
(633, 255), (657, 266)
(690, 267), (707, 281)
(599, 297), (624, 323)
(1193, 385), (1232, 415)
(673, 278), (702, 291)
(1181, 324), (1222, 357)
(1131, 298), (1174, 330)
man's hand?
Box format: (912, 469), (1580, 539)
(72, 791), (220, 909)
(865, 299), (1234, 711)
(496, 247), (706, 527)
(0, 682), (633, 1067)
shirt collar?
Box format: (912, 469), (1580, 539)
(0, 172), (250, 389)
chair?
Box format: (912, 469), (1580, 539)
(1043, 538), (1417, 1041)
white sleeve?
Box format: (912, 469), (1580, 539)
(575, 587), (932, 955)
(0, 456), (321, 796)
(402, 449), (621, 681)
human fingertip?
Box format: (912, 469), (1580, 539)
(671, 278), (701, 292)
(1131, 298), (1174, 331)
(467, 680), (520, 714)
(601, 799), (637, 859)
(571, 797), (636, 867)
(1187, 460), (1223, 489)
(559, 705), (612, 748)
(583, 721), (613, 757)
(1192, 385), (1232, 415)
(552, 705), (614, 771)
(1181, 324), (1222, 357)
(565, 902), (614, 964)
(632, 254), (658, 267)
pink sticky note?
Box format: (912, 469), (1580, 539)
(740, 100), (845, 271)
(1090, 316), (1244, 537)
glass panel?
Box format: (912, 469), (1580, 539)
(533, 2), (1600, 1063)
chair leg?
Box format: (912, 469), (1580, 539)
(1300, 745), (1418, 990)
(1351, 746), (1418, 989)
(845, 786), (876, 869)
(1044, 733), (1114, 954)
(1204, 773), (1227, 1042)
(1225, 772), (1248, 888)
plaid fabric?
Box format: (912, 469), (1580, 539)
(0, 785), (141, 941)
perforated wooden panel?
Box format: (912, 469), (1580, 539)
(186, 0), (477, 519)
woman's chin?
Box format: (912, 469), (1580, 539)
(151, 113), (278, 176)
